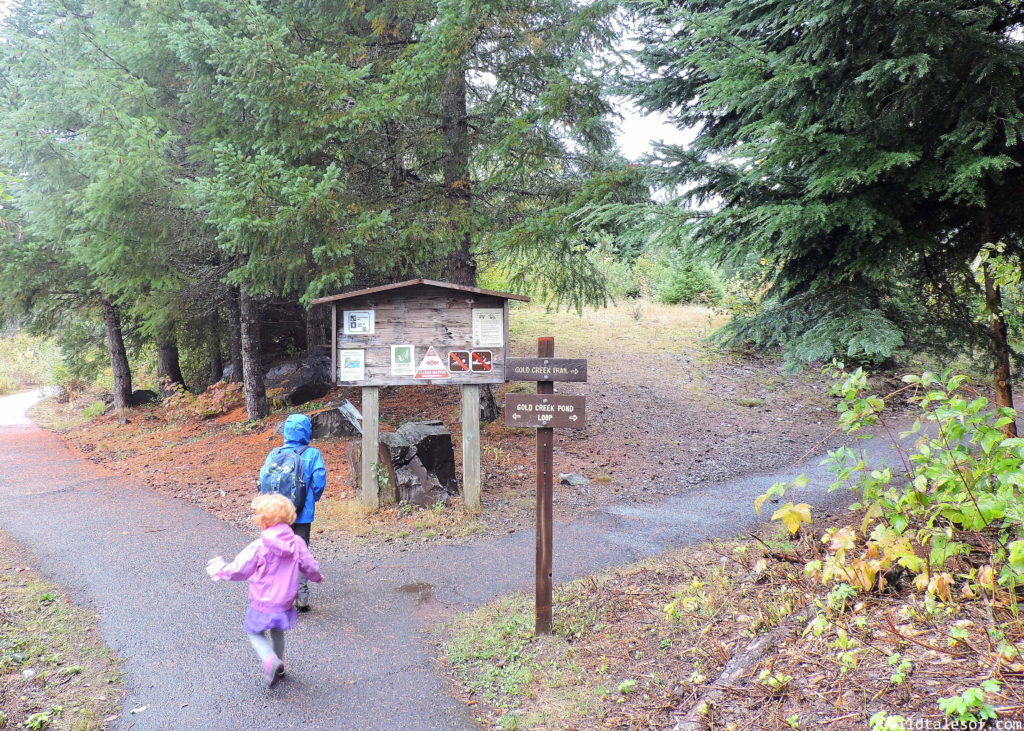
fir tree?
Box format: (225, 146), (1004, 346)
(629, 0), (1024, 418)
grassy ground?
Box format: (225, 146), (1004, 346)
(440, 522), (1024, 730)
(0, 532), (123, 730)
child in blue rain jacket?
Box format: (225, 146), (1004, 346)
(259, 413), (326, 610)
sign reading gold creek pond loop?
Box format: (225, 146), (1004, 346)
(504, 393), (587, 429)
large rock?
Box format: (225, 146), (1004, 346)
(100, 389), (160, 409)
(266, 355), (332, 406)
(308, 407), (362, 439)
(129, 389), (160, 406)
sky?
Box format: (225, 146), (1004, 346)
(613, 99), (693, 161)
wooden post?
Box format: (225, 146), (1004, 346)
(330, 303), (337, 386)
(462, 384), (481, 513)
(360, 386), (380, 508)
(536, 337), (555, 634)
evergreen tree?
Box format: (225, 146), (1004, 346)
(629, 0), (1024, 416)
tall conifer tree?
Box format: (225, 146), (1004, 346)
(630, 0), (1024, 415)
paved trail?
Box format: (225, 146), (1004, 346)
(0, 392), (901, 730)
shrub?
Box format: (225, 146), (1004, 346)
(163, 381), (243, 419)
(656, 261), (723, 305)
(759, 366), (1024, 599)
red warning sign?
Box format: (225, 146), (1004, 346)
(448, 351), (471, 373)
(414, 346), (452, 380)
(471, 350), (493, 372)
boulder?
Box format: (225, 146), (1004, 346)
(265, 355), (333, 406)
(274, 401), (361, 440)
(308, 407), (362, 440)
(129, 389), (160, 406)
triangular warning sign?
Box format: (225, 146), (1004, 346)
(414, 346), (451, 379)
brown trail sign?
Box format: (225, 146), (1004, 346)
(506, 357), (587, 382)
(504, 394), (586, 428)
(510, 338), (589, 635)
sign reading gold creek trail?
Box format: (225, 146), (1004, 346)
(506, 357), (588, 382)
(504, 393), (587, 429)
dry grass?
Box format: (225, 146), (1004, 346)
(441, 524), (1024, 730)
(509, 301), (725, 358)
(316, 497), (487, 543)
(0, 533), (124, 730)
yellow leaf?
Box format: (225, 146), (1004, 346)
(928, 573), (954, 602)
(978, 565), (996, 591)
(861, 501), (884, 534)
(772, 502), (812, 534)
(913, 573), (930, 592)
(829, 527), (857, 553)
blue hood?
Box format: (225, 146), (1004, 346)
(283, 414), (312, 448)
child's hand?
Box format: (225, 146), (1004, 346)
(206, 556), (227, 580)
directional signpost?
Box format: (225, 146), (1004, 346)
(505, 339), (587, 634)
(505, 394), (587, 428)
(506, 357), (588, 382)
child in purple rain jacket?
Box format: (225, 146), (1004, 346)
(207, 494), (323, 687)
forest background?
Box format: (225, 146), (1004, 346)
(1, 0), (1024, 430)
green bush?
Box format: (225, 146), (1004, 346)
(656, 261), (723, 305)
(0, 332), (61, 394)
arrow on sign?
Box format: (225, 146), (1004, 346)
(569, 415), (578, 422)
(512, 413), (521, 420)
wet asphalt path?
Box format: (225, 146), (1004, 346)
(0, 392), (904, 730)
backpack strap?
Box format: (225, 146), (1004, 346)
(292, 445), (309, 457)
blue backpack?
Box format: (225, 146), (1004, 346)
(258, 445), (309, 515)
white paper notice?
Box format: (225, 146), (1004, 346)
(472, 309), (503, 348)
(338, 349), (365, 381)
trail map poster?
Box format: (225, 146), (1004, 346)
(338, 349), (365, 381)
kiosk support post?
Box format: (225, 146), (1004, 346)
(360, 386), (380, 508)
(461, 384), (482, 513)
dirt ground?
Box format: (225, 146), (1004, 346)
(33, 302), (838, 542)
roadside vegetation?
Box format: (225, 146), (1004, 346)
(442, 368), (1024, 729)
(0, 533), (123, 730)
(0, 332), (60, 396)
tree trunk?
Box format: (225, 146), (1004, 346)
(240, 290), (268, 420)
(227, 288), (244, 383)
(983, 263), (1017, 436)
(208, 312), (224, 384)
(479, 386), (499, 423)
(441, 65), (475, 287)
(305, 305), (327, 359)
(101, 298), (133, 410)
(156, 334), (185, 396)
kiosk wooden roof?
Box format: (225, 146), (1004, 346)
(309, 278), (531, 306)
